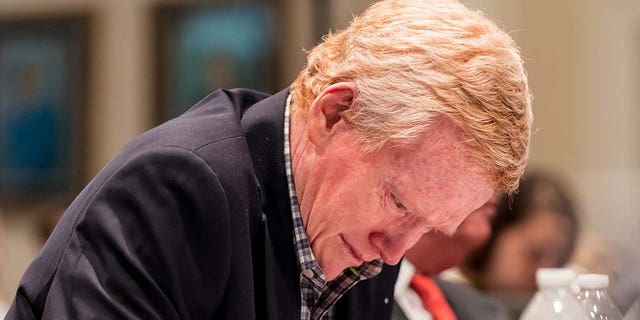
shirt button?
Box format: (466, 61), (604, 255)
(303, 269), (314, 278)
(384, 297), (389, 304)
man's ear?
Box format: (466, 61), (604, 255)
(307, 82), (357, 146)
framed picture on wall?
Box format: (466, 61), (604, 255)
(0, 16), (89, 201)
(154, 1), (281, 123)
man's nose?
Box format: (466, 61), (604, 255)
(369, 227), (424, 265)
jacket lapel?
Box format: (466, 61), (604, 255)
(242, 88), (301, 319)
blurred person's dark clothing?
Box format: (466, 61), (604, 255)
(7, 88), (398, 320)
(436, 278), (510, 320)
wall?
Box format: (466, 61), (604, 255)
(574, 0), (640, 265)
(0, 0), (314, 302)
(471, 0), (640, 265)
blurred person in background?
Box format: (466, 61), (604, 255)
(444, 170), (580, 318)
(7, 0), (533, 319)
(393, 194), (511, 320)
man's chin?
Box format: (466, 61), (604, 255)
(320, 263), (348, 281)
(323, 268), (340, 281)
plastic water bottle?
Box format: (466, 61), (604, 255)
(623, 297), (639, 320)
(519, 268), (588, 320)
(577, 274), (623, 320)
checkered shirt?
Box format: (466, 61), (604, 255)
(283, 94), (383, 320)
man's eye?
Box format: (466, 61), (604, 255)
(392, 194), (406, 210)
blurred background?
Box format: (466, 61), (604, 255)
(0, 0), (638, 311)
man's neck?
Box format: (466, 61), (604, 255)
(288, 109), (315, 227)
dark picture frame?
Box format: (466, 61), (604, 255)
(153, 1), (281, 123)
(0, 15), (89, 201)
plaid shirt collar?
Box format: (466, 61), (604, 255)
(283, 94), (383, 320)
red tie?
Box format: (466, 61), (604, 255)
(409, 274), (458, 320)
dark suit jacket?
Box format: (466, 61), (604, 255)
(7, 88), (399, 320)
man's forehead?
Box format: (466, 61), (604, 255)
(386, 158), (494, 212)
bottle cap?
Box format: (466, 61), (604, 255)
(536, 268), (576, 289)
(577, 274), (609, 289)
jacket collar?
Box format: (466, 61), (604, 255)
(241, 86), (300, 300)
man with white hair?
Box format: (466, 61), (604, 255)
(8, 0), (532, 319)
